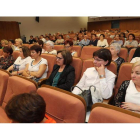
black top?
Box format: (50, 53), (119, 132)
(113, 80), (130, 107)
(45, 64), (75, 91)
(89, 39), (98, 46)
(29, 39), (36, 44)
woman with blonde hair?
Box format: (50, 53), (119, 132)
(0, 39), (8, 49)
(15, 38), (23, 51)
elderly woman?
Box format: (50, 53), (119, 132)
(55, 35), (64, 45)
(0, 39), (8, 49)
(45, 49), (75, 91)
(89, 34), (98, 46)
(64, 40), (78, 57)
(124, 33), (138, 49)
(0, 46), (14, 70)
(15, 38), (23, 51)
(79, 35), (90, 47)
(7, 46), (32, 75)
(130, 48), (140, 63)
(22, 45), (48, 82)
(114, 61), (140, 113)
(97, 34), (109, 48)
(72, 49), (116, 99)
(44, 41), (57, 55)
(110, 43), (125, 74)
(110, 34), (123, 47)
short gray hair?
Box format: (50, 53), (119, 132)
(45, 41), (54, 48)
(110, 43), (121, 53)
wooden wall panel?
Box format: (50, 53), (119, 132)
(88, 18), (140, 31)
(0, 21), (20, 41)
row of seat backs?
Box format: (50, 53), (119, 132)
(0, 71), (86, 123)
(88, 103), (140, 123)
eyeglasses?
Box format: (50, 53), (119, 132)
(56, 56), (63, 60)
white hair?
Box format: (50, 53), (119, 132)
(45, 41), (54, 48)
(110, 43), (121, 53)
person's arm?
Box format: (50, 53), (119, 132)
(30, 64), (47, 78)
(97, 40), (100, 46)
(11, 70), (24, 76)
(132, 40), (138, 47)
(105, 39), (109, 47)
(121, 102), (140, 111)
(22, 64), (30, 77)
(7, 65), (14, 72)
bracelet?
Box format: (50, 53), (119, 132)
(99, 75), (105, 78)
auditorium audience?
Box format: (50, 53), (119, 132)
(36, 40), (45, 53)
(7, 46), (32, 75)
(79, 35), (90, 47)
(97, 34), (109, 48)
(22, 45), (48, 82)
(40, 35), (46, 43)
(0, 39), (8, 49)
(8, 39), (16, 51)
(29, 35), (36, 44)
(44, 41), (57, 55)
(120, 32), (126, 40)
(55, 35), (64, 45)
(73, 36), (79, 45)
(45, 49), (75, 91)
(15, 38), (23, 51)
(5, 92), (56, 123)
(72, 49), (116, 99)
(89, 34), (98, 46)
(51, 36), (57, 43)
(110, 34), (123, 46)
(45, 36), (50, 42)
(64, 40), (78, 57)
(130, 47), (140, 63)
(0, 46), (14, 70)
(114, 61), (140, 113)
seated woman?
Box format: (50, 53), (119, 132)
(64, 40), (78, 57)
(110, 43), (125, 74)
(22, 45), (48, 82)
(15, 38), (23, 51)
(130, 48), (140, 63)
(5, 92), (56, 123)
(110, 34), (123, 47)
(0, 39), (8, 49)
(7, 46), (32, 75)
(120, 32), (126, 40)
(36, 40), (45, 53)
(8, 39), (16, 51)
(97, 34), (109, 48)
(0, 46), (14, 70)
(89, 34), (98, 46)
(114, 61), (140, 113)
(73, 36), (79, 45)
(55, 35), (64, 45)
(72, 49), (116, 99)
(45, 49), (75, 91)
(44, 41), (57, 55)
(124, 33), (138, 49)
(79, 35), (90, 47)
(51, 36), (57, 43)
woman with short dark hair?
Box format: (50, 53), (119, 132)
(45, 49), (75, 91)
(72, 48), (116, 99)
(97, 34), (109, 48)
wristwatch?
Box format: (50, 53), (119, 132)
(99, 75), (105, 78)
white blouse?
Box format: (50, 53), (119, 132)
(97, 39), (109, 47)
(130, 57), (140, 63)
(44, 50), (57, 55)
(72, 67), (116, 99)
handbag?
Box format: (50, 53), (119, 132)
(71, 85), (96, 112)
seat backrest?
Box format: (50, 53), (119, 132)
(73, 45), (82, 57)
(80, 46), (101, 60)
(2, 76), (37, 109)
(128, 48), (136, 62)
(114, 63), (132, 96)
(0, 49), (3, 56)
(88, 103), (140, 123)
(54, 45), (64, 51)
(12, 51), (20, 60)
(81, 59), (117, 78)
(41, 54), (56, 78)
(0, 69), (10, 105)
(71, 57), (83, 84)
(37, 85), (86, 123)
(23, 44), (30, 48)
(118, 48), (128, 61)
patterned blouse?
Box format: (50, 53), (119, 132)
(0, 55), (15, 70)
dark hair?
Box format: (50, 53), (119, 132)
(8, 39), (15, 44)
(91, 34), (97, 37)
(59, 35), (63, 39)
(45, 36), (50, 39)
(120, 32), (126, 38)
(100, 34), (105, 38)
(3, 46), (13, 55)
(20, 46), (30, 58)
(30, 45), (42, 55)
(37, 40), (44, 48)
(57, 49), (73, 65)
(30, 35), (33, 37)
(64, 39), (73, 46)
(126, 30), (129, 33)
(128, 33), (135, 40)
(132, 47), (140, 59)
(116, 34), (120, 38)
(5, 92), (46, 123)
(93, 49), (112, 66)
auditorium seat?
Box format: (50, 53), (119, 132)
(80, 46), (101, 60)
(0, 49), (3, 56)
(128, 48), (136, 62)
(0, 75), (37, 123)
(119, 48), (128, 62)
(88, 103), (140, 123)
(37, 85), (86, 123)
(54, 45), (64, 51)
(72, 45), (82, 57)
(23, 44), (30, 48)
(0, 69), (10, 105)
(12, 51), (20, 60)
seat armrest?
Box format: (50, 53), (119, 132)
(38, 78), (48, 86)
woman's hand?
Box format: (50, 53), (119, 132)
(11, 71), (18, 76)
(121, 102), (140, 111)
(96, 64), (105, 76)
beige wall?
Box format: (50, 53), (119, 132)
(0, 17), (88, 41)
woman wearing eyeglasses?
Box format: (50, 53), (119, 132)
(45, 49), (75, 91)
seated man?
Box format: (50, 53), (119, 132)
(5, 92), (56, 123)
